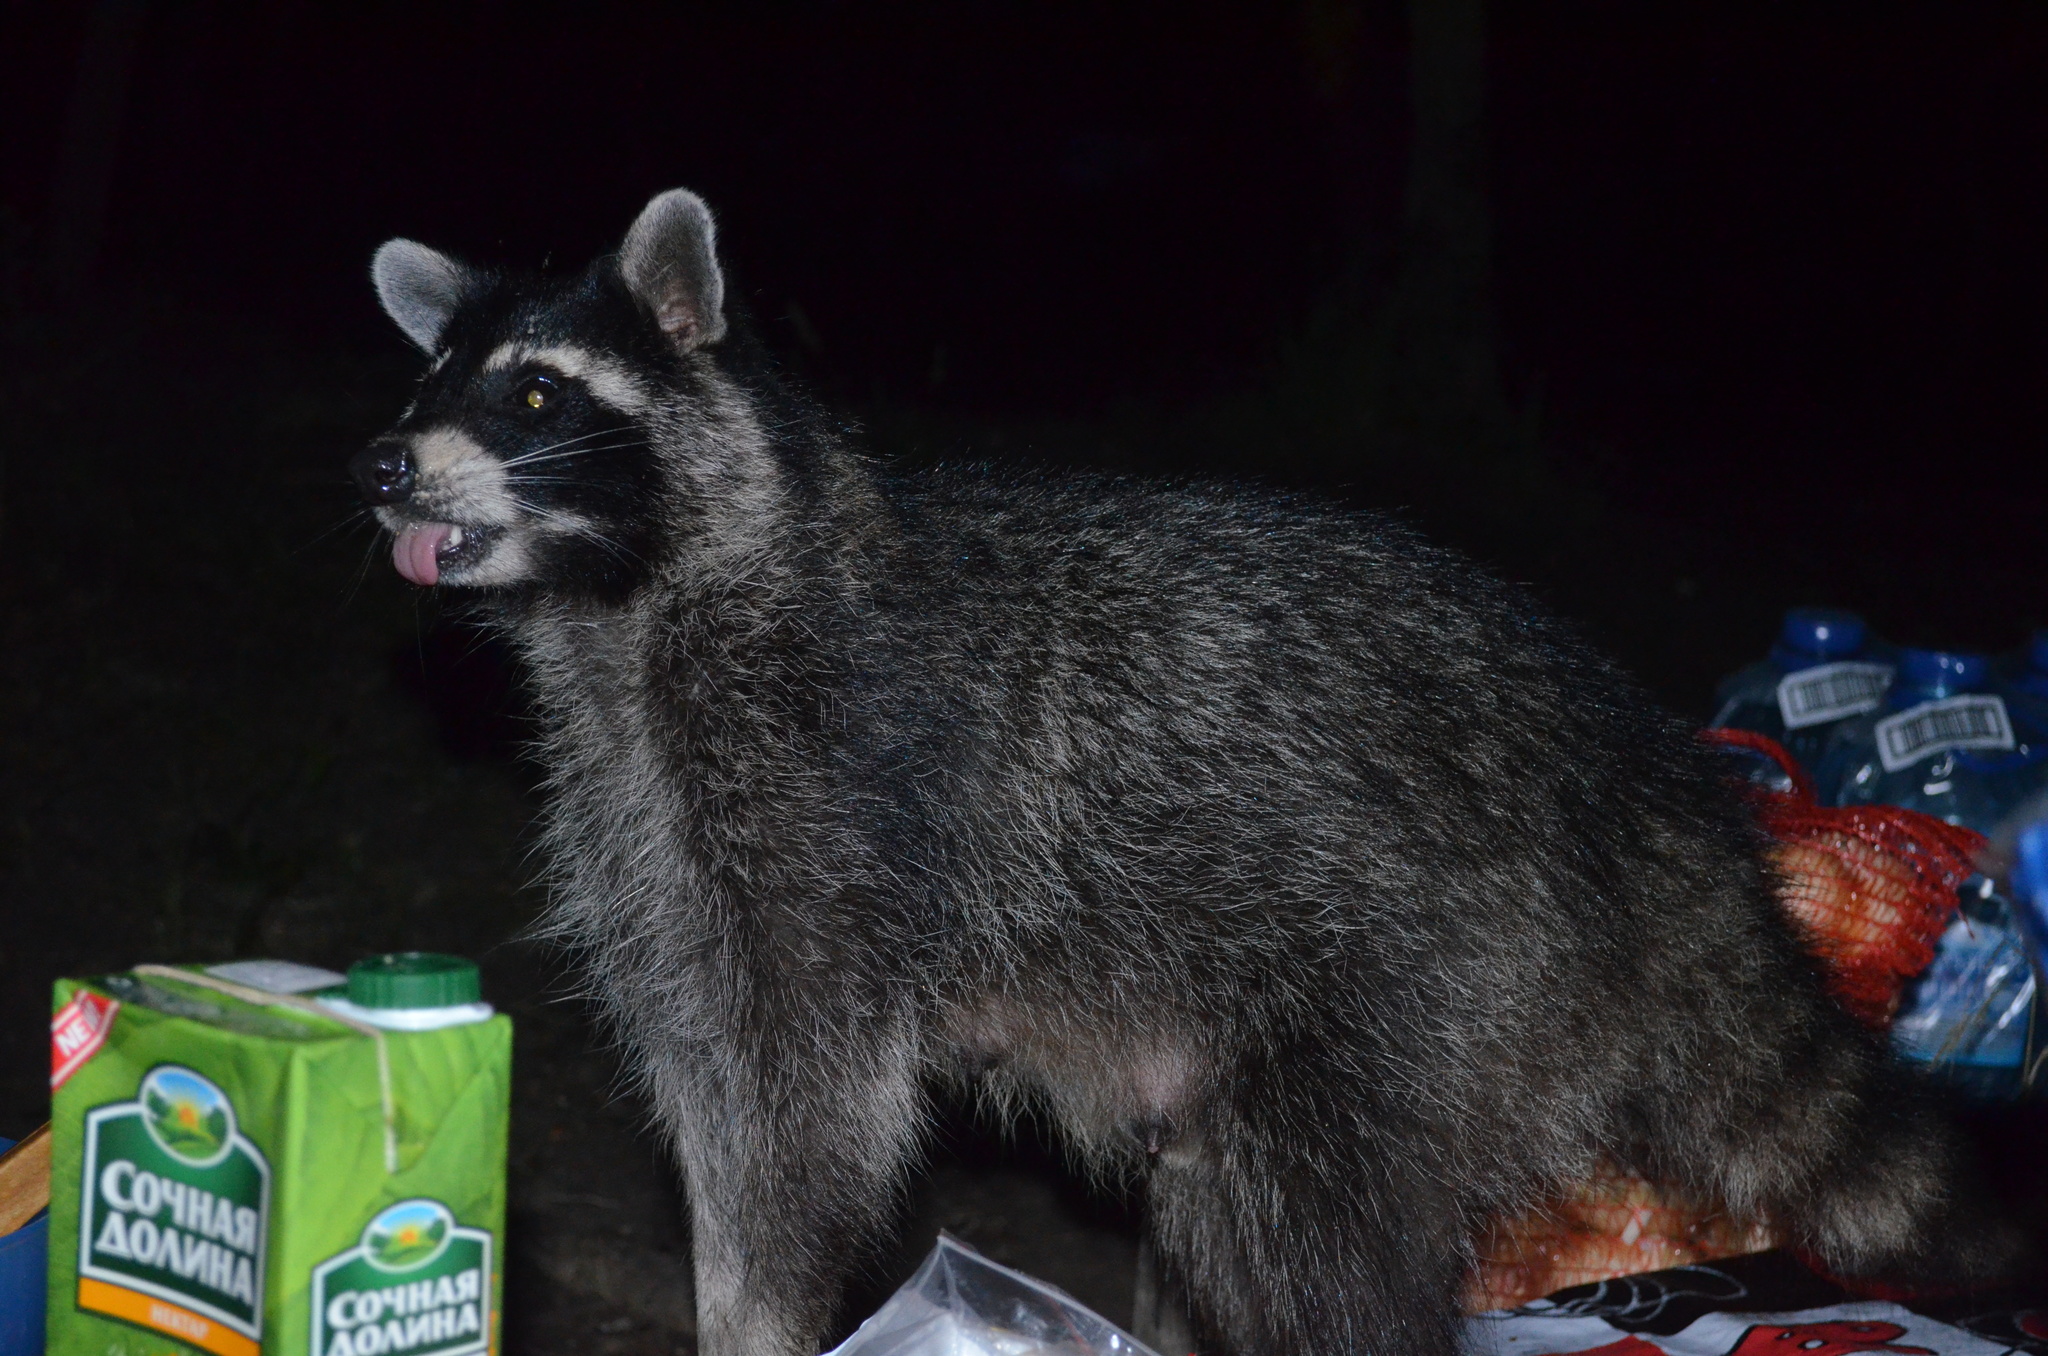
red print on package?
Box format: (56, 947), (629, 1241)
(50, 990), (119, 1089)
(1536, 1338), (1669, 1356)
(1725, 1321), (1935, 1356)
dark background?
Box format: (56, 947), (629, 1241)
(3, 2), (2046, 1351)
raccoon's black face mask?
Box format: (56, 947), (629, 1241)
(353, 190), (727, 596)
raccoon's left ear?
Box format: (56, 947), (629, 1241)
(620, 189), (728, 351)
(372, 240), (479, 354)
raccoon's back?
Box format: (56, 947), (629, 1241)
(849, 464), (1785, 1019)
(867, 464), (1735, 853)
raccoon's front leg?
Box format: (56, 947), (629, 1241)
(1147, 1060), (1470, 1356)
(645, 1025), (926, 1356)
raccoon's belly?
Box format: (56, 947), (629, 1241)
(942, 994), (1204, 1164)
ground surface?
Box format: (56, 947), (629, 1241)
(3, 307), (2043, 1352)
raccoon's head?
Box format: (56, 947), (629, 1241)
(353, 189), (732, 595)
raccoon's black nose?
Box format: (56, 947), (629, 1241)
(351, 442), (416, 504)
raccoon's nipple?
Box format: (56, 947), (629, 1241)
(393, 522), (456, 586)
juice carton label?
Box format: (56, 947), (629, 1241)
(310, 1199), (491, 1356)
(49, 970), (512, 1356)
(77, 1065), (271, 1356)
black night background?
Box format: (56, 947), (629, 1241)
(3, 3), (2047, 1349)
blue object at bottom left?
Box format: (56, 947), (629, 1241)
(0, 1135), (48, 1356)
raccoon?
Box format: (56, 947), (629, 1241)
(352, 189), (2022, 1356)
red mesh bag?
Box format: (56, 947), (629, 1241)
(1704, 727), (1983, 1029)
(1465, 730), (1984, 1312)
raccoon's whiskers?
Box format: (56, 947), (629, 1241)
(302, 504), (377, 556)
(500, 474), (590, 488)
(341, 519), (388, 608)
(511, 496), (642, 568)
(500, 425), (635, 461)
(499, 432), (650, 469)
(496, 440), (649, 470)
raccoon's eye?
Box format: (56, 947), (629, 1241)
(518, 375), (557, 411)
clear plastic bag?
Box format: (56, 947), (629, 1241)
(826, 1235), (1163, 1356)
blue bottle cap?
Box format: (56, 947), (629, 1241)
(1770, 608), (1866, 671)
(1891, 648), (1990, 705)
(2013, 630), (2048, 699)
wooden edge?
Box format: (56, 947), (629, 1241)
(0, 1122), (52, 1235)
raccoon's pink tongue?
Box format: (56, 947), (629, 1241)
(393, 523), (455, 586)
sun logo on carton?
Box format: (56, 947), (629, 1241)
(363, 1198), (456, 1272)
(139, 1065), (236, 1167)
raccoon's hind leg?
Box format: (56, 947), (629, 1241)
(1630, 990), (2032, 1289)
(1144, 1057), (1470, 1356)
(1774, 1077), (2031, 1286)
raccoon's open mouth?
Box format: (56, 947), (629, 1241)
(390, 521), (503, 587)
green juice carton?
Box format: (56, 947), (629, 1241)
(46, 954), (511, 1356)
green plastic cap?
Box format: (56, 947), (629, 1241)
(346, 952), (481, 1009)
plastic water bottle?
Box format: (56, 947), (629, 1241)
(1824, 649), (2022, 834)
(1711, 609), (1892, 774)
(2011, 817), (2048, 992)
(1991, 630), (2048, 799)
(1828, 650), (2041, 1099)
(1890, 876), (2039, 1100)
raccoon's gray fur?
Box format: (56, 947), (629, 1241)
(353, 190), (2022, 1356)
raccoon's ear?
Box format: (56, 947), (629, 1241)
(619, 188), (728, 351)
(371, 239), (478, 354)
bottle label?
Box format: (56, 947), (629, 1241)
(311, 1198), (493, 1356)
(77, 1065), (270, 1356)
(1775, 662), (1892, 730)
(1875, 694), (2015, 773)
